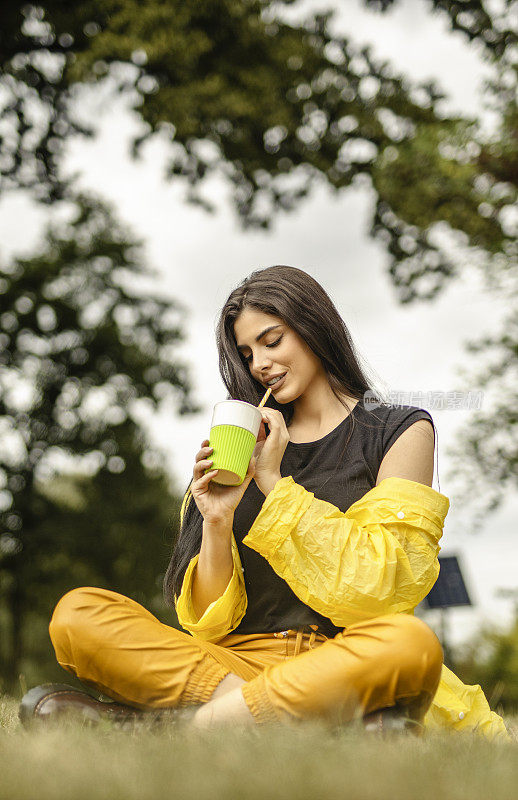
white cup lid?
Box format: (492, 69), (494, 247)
(211, 400), (262, 437)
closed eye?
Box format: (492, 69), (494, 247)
(244, 336), (282, 363)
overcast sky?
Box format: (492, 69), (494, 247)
(1, 0), (516, 649)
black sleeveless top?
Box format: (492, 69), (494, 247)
(232, 402), (434, 637)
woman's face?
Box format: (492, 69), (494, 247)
(233, 308), (325, 403)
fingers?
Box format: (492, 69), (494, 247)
(197, 466), (218, 486)
(197, 440), (211, 457)
(260, 408), (283, 423)
(194, 459), (215, 480)
(259, 408), (290, 447)
(260, 408), (286, 432)
(194, 459), (214, 480)
(196, 442), (213, 463)
(193, 440), (215, 481)
(191, 469), (219, 498)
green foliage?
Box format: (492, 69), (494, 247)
(0, 0), (517, 683)
(0, 192), (195, 690)
(1, 1), (515, 310)
(368, 1), (518, 523)
(455, 611), (518, 713)
(4, 420), (184, 691)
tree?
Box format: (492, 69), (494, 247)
(365, 1), (518, 528)
(0, 191), (198, 689)
(3, 417), (184, 691)
(1, 2), (516, 514)
(1, 2), (514, 275)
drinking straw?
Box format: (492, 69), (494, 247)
(258, 386), (272, 408)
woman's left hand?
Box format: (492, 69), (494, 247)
(252, 407), (290, 496)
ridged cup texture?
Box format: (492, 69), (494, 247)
(209, 425), (257, 485)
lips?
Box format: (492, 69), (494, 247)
(266, 372), (287, 391)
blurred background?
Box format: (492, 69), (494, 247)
(0, 0), (516, 712)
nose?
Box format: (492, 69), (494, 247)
(252, 354), (273, 375)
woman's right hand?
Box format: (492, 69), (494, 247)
(190, 439), (256, 524)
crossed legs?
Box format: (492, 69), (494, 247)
(194, 614), (443, 729)
(49, 588), (443, 729)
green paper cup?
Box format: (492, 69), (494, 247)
(207, 400), (262, 486)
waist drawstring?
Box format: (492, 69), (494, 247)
(273, 624), (320, 656)
(294, 624), (318, 657)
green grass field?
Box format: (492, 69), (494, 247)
(1, 695), (517, 800)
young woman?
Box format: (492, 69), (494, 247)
(21, 266), (509, 740)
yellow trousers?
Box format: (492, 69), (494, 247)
(49, 587), (443, 728)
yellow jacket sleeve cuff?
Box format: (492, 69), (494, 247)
(175, 533), (247, 643)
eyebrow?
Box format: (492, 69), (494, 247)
(236, 325), (282, 352)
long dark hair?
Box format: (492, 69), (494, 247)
(163, 265), (386, 606)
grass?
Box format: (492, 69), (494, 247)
(1, 695), (517, 800)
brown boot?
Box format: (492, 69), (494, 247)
(19, 683), (183, 729)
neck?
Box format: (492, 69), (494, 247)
(290, 379), (358, 431)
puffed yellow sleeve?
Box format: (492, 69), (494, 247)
(424, 664), (511, 741)
(173, 489), (248, 642)
(242, 475), (449, 627)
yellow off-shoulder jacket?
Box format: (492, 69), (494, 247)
(174, 475), (510, 742)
